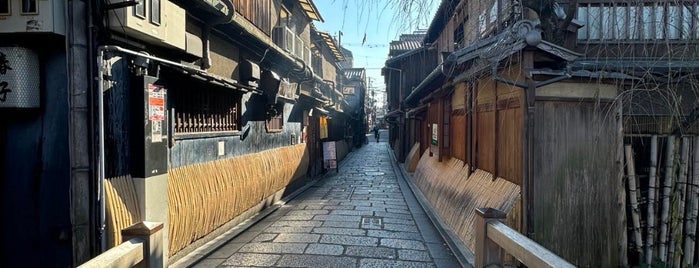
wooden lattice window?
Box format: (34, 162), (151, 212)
(577, 2), (699, 41)
(173, 88), (241, 133)
(266, 113), (283, 133)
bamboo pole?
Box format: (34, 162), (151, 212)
(660, 136), (676, 262)
(625, 145), (644, 254)
(671, 137), (690, 265)
(645, 135), (658, 264)
(684, 136), (699, 266)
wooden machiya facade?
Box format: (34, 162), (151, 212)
(383, 31), (438, 163)
(99, 0), (325, 264)
(0, 0), (360, 266)
(387, 0), (699, 267)
(342, 68), (369, 147)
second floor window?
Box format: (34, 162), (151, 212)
(279, 6), (296, 32)
(150, 0), (161, 25)
(266, 112), (283, 133)
(577, 2), (699, 41)
(0, 0), (9, 16)
(173, 87), (242, 134)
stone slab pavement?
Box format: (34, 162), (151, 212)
(188, 139), (463, 268)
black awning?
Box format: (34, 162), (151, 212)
(404, 64), (446, 106)
(407, 104), (428, 118)
(384, 109), (402, 118)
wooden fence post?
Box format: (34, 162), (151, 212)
(121, 221), (164, 268)
(476, 207), (507, 267)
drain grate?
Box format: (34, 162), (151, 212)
(361, 216), (383, 229)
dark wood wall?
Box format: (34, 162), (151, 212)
(451, 110), (466, 161)
(530, 100), (623, 267)
(233, 0), (272, 35)
(473, 77), (523, 185)
(475, 78), (496, 173)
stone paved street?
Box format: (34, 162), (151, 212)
(191, 133), (462, 267)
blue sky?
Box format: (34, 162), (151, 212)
(313, 0), (438, 106)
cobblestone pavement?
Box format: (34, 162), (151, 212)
(192, 137), (461, 267)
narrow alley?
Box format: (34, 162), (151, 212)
(181, 132), (462, 268)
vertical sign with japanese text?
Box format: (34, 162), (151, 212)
(148, 84), (166, 142)
(0, 47), (40, 108)
(431, 123), (438, 145)
(323, 141), (337, 170)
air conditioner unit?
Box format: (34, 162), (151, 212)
(278, 78), (296, 100)
(0, 0), (65, 35)
(272, 26), (294, 53)
(107, 0), (185, 50)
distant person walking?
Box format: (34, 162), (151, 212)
(373, 125), (380, 143)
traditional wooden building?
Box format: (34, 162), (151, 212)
(0, 0), (363, 266)
(342, 68), (369, 147)
(383, 30), (437, 163)
(387, 0), (699, 267)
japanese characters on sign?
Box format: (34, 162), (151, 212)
(0, 51), (12, 102)
(148, 83), (166, 142)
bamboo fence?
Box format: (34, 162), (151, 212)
(104, 175), (142, 248)
(167, 143), (307, 256)
(412, 149), (521, 253)
(405, 142), (421, 172)
(627, 136), (699, 266)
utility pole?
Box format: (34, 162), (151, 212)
(367, 77), (376, 128)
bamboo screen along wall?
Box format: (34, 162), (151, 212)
(412, 149), (521, 253)
(168, 143), (308, 255)
(104, 143), (308, 256)
(104, 175), (142, 248)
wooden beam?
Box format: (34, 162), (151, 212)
(487, 221), (575, 268)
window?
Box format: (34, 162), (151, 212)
(266, 105), (284, 133)
(452, 6), (468, 49)
(279, 7), (290, 28)
(21, 0), (37, 14)
(0, 0), (10, 16)
(173, 88), (241, 133)
(577, 2), (699, 41)
(266, 114), (283, 132)
(134, 0), (145, 19)
(311, 49), (323, 77)
(150, 0), (161, 25)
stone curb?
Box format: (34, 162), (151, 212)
(171, 146), (360, 268)
(386, 144), (474, 268)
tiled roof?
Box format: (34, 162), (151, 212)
(343, 68), (365, 81)
(400, 33), (426, 42)
(297, 0), (324, 22)
(388, 31), (426, 56)
(390, 40), (422, 52)
(313, 29), (345, 61)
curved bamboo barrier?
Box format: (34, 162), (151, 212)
(104, 175), (142, 248)
(167, 143), (308, 256)
(411, 149), (521, 252)
(405, 143), (421, 172)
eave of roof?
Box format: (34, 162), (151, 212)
(424, 0), (458, 44)
(314, 30), (345, 62)
(298, 0), (324, 22)
(386, 47), (426, 66)
(404, 64), (446, 105)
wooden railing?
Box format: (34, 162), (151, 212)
(79, 222), (164, 268)
(475, 208), (575, 268)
